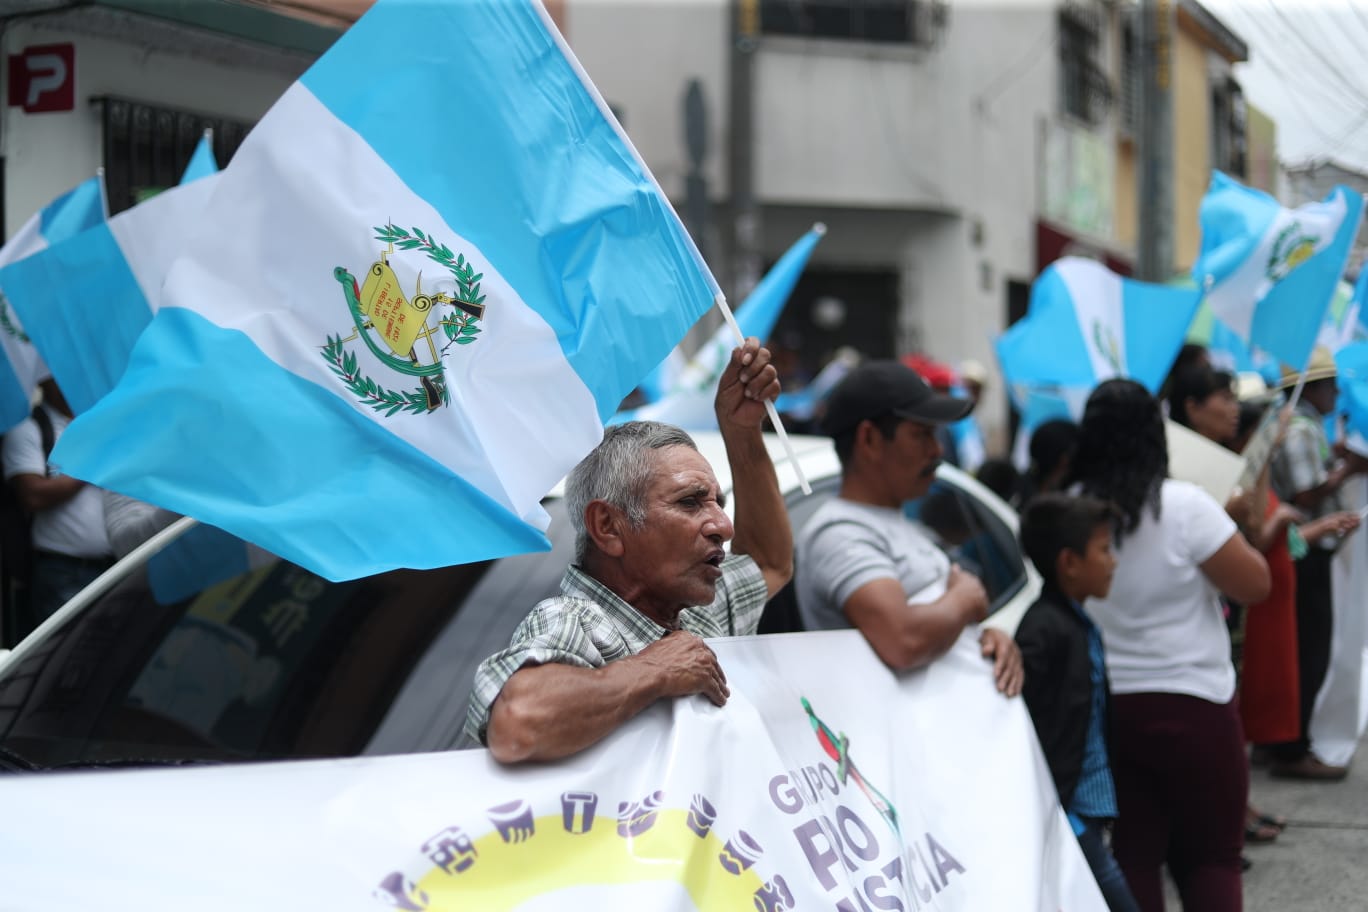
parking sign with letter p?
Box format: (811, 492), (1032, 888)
(8, 44), (74, 113)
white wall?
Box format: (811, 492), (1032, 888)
(2, 20), (301, 235)
(753, 40), (952, 210)
(565, 0), (729, 200)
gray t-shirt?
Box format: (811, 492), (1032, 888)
(795, 497), (951, 631)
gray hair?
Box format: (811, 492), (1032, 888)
(566, 421), (698, 563)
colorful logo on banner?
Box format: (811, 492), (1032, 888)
(372, 790), (784, 910)
(372, 700), (968, 910)
(327, 224), (488, 416)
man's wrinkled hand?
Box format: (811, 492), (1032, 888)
(634, 631), (730, 706)
(715, 337), (780, 432)
(980, 627), (1023, 697)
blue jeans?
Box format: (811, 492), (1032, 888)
(1077, 817), (1141, 912)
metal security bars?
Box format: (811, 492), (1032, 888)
(94, 96), (251, 214)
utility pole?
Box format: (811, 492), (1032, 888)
(682, 79), (710, 266)
(1136, 0), (1175, 282)
(729, 0), (761, 303)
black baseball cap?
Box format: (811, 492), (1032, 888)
(819, 360), (973, 437)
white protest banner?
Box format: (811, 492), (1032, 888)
(0, 629), (1104, 911)
(1166, 418), (1245, 505)
(1311, 474), (1368, 766)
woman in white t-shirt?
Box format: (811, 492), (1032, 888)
(1069, 380), (1270, 912)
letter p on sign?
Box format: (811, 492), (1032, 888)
(8, 44), (74, 113)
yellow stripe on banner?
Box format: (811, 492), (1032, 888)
(417, 810), (765, 909)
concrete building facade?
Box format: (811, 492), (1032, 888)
(0, 0), (1263, 450)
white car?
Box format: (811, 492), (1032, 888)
(0, 433), (1037, 772)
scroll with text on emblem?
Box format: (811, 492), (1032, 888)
(360, 260), (428, 359)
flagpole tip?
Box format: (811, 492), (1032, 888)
(813, 222), (827, 236)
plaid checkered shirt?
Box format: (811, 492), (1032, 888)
(1271, 400), (1348, 549)
(464, 554), (767, 745)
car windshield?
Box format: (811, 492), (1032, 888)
(0, 500), (576, 771)
(0, 465), (1028, 772)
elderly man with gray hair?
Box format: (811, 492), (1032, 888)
(465, 339), (792, 764)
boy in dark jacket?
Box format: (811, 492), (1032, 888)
(1017, 493), (1138, 912)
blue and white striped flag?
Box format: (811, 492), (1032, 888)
(51, 0), (718, 581)
(774, 347), (859, 422)
(1335, 341), (1368, 453)
(0, 175), (105, 430)
(180, 132), (218, 185)
(0, 170), (221, 415)
(1195, 171), (1364, 370)
(615, 223), (824, 429)
(995, 256), (1200, 396)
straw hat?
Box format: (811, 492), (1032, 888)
(1235, 371), (1270, 402)
(1276, 346), (1338, 390)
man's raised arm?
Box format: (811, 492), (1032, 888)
(715, 338), (791, 598)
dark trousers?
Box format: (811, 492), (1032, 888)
(1109, 692), (1246, 912)
(1271, 546), (1334, 760)
(29, 552), (110, 628)
(1077, 817), (1141, 912)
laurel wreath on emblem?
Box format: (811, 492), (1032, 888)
(323, 224), (487, 417)
(0, 294), (29, 343)
(1265, 222), (1318, 282)
(1091, 321), (1122, 374)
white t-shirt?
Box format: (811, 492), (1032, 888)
(1085, 478), (1237, 702)
(796, 498), (952, 631)
(2, 406), (111, 559)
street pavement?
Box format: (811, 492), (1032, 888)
(1161, 730), (1368, 910)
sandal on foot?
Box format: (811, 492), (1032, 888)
(1255, 812), (1287, 832)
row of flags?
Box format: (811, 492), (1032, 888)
(4, 0), (1360, 583)
(997, 168), (1368, 449)
(0, 0), (832, 585)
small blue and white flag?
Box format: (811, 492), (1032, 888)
(1008, 384), (1091, 473)
(774, 346), (860, 422)
(947, 385), (987, 474)
(616, 223), (824, 429)
(1335, 341), (1368, 454)
(1195, 171), (1365, 370)
(52, 0), (718, 581)
(180, 132), (218, 185)
(995, 256), (1201, 396)
(0, 171), (221, 416)
(0, 175), (106, 430)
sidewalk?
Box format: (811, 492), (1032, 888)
(1240, 736), (1368, 911)
(1158, 730), (1368, 909)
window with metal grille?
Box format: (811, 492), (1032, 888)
(1211, 77), (1246, 178)
(94, 97), (252, 214)
(1058, 8), (1111, 125)
(760, 0), (947, 46)
(1119, 13), (1138, 136)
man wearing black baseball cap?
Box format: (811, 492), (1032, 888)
(795, 360), (1023, 694)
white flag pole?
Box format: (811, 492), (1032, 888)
(1285, 361), (1311, 414)
(714, 292), (812, 495)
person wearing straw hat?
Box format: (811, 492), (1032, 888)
(794, 360), (1024, 695)
(1267, 346), (1367, 780)
(464, 339), (792, 764)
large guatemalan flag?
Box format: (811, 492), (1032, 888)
(53, 0), (718, 581)
(0, 137), (219, 416)
(1194, 171), (1365, 370)
(996, 256), (1200, 470)
(995, 256), (1201, 404)
(0, 175), (106, 431)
